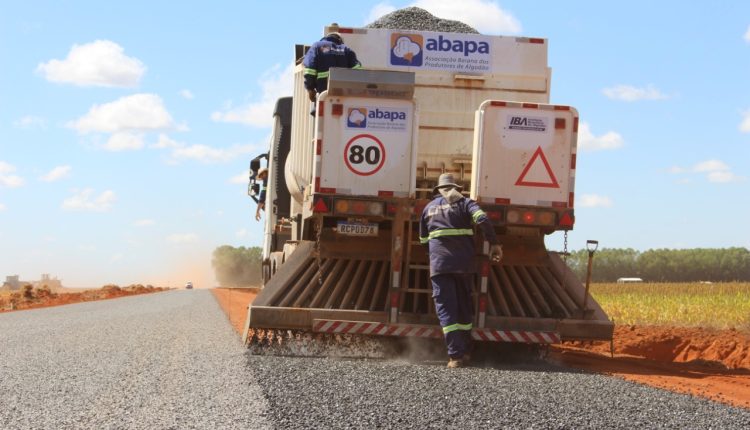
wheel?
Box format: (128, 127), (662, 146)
(270, 251), (284, 277)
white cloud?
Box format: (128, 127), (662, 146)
(739, 110), (750, 133)
(134, 219), (155, 226)
(578, 194), (613, 208)
(0, 176), (24, 187)
(0, 203), (6, 212)
(669, 159), (745, 184)
(366, 3), (398, 23)
(602, 84), (668, 102)
(179, 89), (194, 100)
(0, 161), (14, 174)
(14, 115), (47, 129)
(693, 159), (729, 173)
(236, 228), (248, 238)
(104, 132), (145, 151)
(150, 134), (257, 164)
(745, 25), (750, 43)
(62, 188), (116, 212)
(229, 170), (249, 184)
(0, 162), (24, 188)
(40, 165), (72, 182)
(411, 0), (521, 34)
(36, 40), (145, 87)
(667, 166), (685, 174)
(577, 122), (624, 151)
(167, 233), (198, 244)
(69, 93), (174, 134)
(707, 171), (743, 183)
(170, 143), (255, 164)
(366, 1), (521, 34)
(110, 253), (124, 263)
(211, 63), (294, 128)
(151, 133), (182, 149)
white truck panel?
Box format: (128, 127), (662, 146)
(471, 101), (578, 208)
(327, 27), (548, 81)
(318, 26), (552, 185)
(315, 94), (417, 197)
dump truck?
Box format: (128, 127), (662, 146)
(243, 23), (613, 353)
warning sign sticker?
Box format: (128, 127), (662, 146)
(515, 146), (559, 188)
(506, 115), (548, 132)
(343, 134), (386, 176)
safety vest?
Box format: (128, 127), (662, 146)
(419, 195), (496, 276)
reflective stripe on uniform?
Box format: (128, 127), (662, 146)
(472, 209), (487, 223)
(317, 71), (329, 78)
(304, 68), (317, 76)
(427, 228), (473, 240)
(443, 323), (473, 334)
(352, 64), (363, 69)
(419, 236), (429, 244)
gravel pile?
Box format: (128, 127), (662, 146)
(366, 7), (479, 34)
(250, 354), (750, 429)
(0, 290), (270, 429)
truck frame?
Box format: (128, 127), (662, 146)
(243, 24), (613, 348)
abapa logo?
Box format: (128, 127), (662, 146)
(368, 109), (406, 121)
(425, 35), (489, 57)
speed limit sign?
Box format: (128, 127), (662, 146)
(343, 134), (386, 176)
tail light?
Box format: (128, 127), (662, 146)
(507, 208), (556, 226)
(334, 199), (384, 216)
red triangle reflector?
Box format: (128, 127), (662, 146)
(559, 212), (573, 227)
(313, 198), (328, 213)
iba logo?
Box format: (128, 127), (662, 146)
(390, 34), (423, 66)
(347, 108), (367, 128)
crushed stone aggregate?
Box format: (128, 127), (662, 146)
(0, 290), (270, 430)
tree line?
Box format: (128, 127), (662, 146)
(564, 247), (750, 283)
(211, 245), (750, 286)
(211, 245), (263, 287)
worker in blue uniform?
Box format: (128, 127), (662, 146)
(420, 173), (503, 368)
(254, 168), (268, 221)
(303, 32), (362, 112)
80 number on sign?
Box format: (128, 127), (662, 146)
(343, 134), (386, 176)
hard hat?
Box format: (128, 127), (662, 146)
(325, 32), (343, 44)
(433, 173), (462, 193)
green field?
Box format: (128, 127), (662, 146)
(590, 282), (750, 329)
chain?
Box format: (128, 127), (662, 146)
(563, 230), (569, 264)
(315, 218), (323, 285)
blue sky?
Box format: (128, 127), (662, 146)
(1, 1), (749, 288)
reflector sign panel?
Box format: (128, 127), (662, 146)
(471, 101), (578, 208)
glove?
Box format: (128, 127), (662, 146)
(489, 244), (503, 263)
(307, 89), (317, 102)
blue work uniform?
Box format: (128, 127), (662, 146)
(419, 194), (498, 358)
(303, 36), (362, 94)
(258, 179), (267, 205)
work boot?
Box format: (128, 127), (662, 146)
(447, 357), (464, 368)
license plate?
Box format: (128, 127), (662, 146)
(337, 221), (378, 237)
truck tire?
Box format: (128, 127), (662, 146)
(270, 251), (285, 277)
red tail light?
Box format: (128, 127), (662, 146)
(559, 212), (574, 228)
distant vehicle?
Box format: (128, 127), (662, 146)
(185, 282), (193, 289)
(617, 277), (644, 283)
